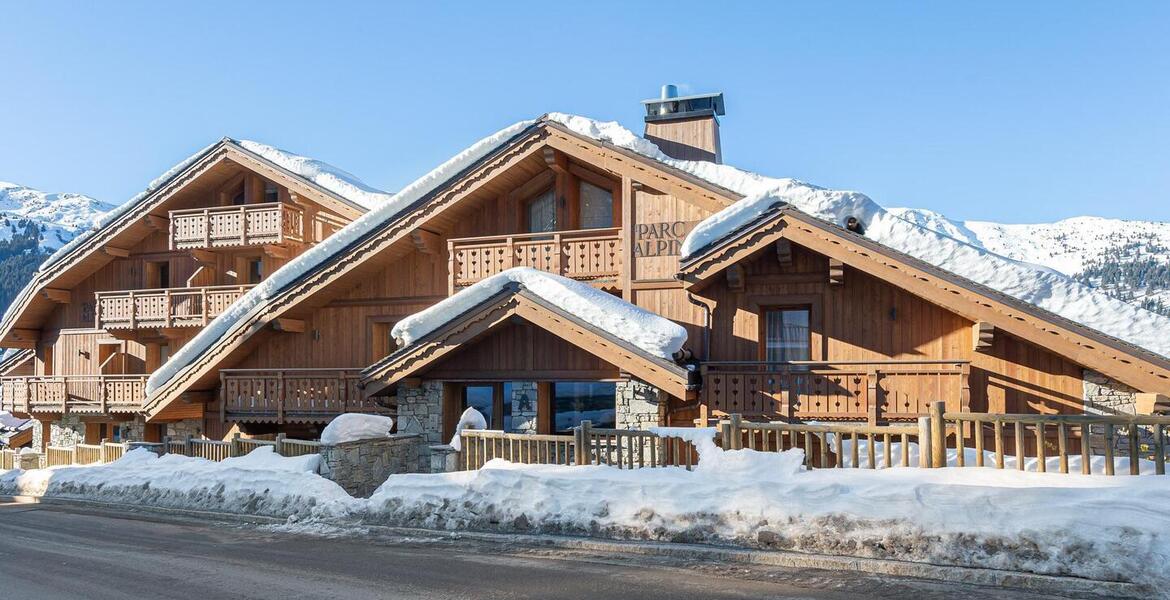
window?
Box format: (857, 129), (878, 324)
(264, 182), (279, 203)
(458, 383), (511, 430)
(146, 261), (170, 289)
(231, 190), (246, 205)
(246, 258), (263, 284)
(462, 385), (495, 427)
(578, 181), (614, 229)
(553, 382), (616, 432)
(763, 308), (811, 362)
(526, 189), (557, 233)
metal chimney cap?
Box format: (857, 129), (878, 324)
(642, 89), (725, 122)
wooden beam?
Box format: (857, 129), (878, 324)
(726, 264), (745, 292)
(543, 147), (568, 174)
(189, 249), (217, 267)
(271, 318), (305, 333)
(828, 258), (844, 285)
(41, 288), (71, 304)
(410, 229), (442, 255)
(264, 245), (292, 260)
(102, 246), (131, 258)
(143, 214), (169, 232)
(179, 390), (215, 404)
(1136, 393), (1170, 415)
(973, 321), (995, 352)
(507, 170), (557, 203)
(775, 239), (793, 266)
(9, 329), (39, 344)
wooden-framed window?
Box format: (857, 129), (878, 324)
(369, 316), (399, 362)
(145, 260), (171, 289)
(246, 258), (263, 284)
(552, 381), (616, 432)
(447, 383), (511, 434)
(525, 189), (557, 233)
(760, 306), (812, 362)
(578, 180), (614, 229)
(264, 181), (279, 203)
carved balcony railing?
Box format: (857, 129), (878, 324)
(169, 202), (304, 250)
(219, 369), (393, 424)
(95, 285), (254, 330)
(448, 228), (622, 292)
(700, 360), (971, 424)
(0, 375), (149, 415)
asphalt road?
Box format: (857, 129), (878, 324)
(0, 501), (1087, 600)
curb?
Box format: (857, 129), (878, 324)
(2, 494), (1148, 598)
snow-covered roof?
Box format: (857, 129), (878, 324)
(147, 112), (1170, 402)
(392, 267), (688, 360)
(1, 138), (392, 342)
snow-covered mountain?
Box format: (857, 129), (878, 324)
(0, 181), (115, 251)
(890, 208), (1170, 316)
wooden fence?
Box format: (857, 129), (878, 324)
(0, 448), (15, 470)
(3, 433), (323, 470)
(722, 415), (924, 469)
(459, 424), (701, 471)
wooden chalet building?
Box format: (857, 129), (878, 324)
(3, 88), (1169, 453)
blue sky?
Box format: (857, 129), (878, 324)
(1, 1), (1167, 222)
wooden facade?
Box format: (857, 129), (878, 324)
(4, 116), (1169, 445)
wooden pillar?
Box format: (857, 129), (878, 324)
(929, 400), (946, 468)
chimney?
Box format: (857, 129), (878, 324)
(642, 84), (725, 163)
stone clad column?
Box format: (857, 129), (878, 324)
(510, 382), (538, 433)
(615, 379), (662, 430)
(396, 381), (444, 444)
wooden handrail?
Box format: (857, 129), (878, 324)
(449, 227), (622, 289)
(96, 285), (254, 330)
(169, 202), (304, 250)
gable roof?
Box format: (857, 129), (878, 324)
(678, 204), (1170, 394)
(0, 138), (389, 347)
(141, 115), (739, 417)
(362, 275), (694, 399)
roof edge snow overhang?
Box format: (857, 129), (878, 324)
(143, 117), (735, 417)
(361, 283), (694, 399)
(0, 139), (374, 348)
(677, 205), (1170, 394)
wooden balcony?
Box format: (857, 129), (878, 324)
(95, 285), (254, 330)
(448, 228), (622, 292)
(700, 360), (971, 424)
(169, 202), (304, 250)
(219, 369), (393, 424)
(0, 375), (148, 415)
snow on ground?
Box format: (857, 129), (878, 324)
(320, 413), (395, 445)
(391, 267), (688, 359)
(2, 440), (1167, 586)
(0, 447), (346, 518)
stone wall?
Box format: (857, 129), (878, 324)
(397, 381), (443, 444)
(49, 414), (84, 447)
(1083, 369), (1139, 416)
(510, 381), (538, 433)
(615, 379), (662, 430)
(319, 434), (423, 497)
(119, 416), (146, 443)
(166, 419), (203, 440)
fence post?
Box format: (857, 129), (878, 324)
(185, 435), (194, 457)
(720, 420), (732, 451)
(729, 414), (743, 450)
(573, 425), (585, 466)
(162, 435), (171, 455)
(275, 433), (287, 456)
(580, 421), (593, 465)
(929, 400), (946, 468)
(100, 437), (109, 464)
(230, 432), (241, 458)
(918, 416), (932, 468)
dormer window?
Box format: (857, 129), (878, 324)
(526, 189), (557, 233)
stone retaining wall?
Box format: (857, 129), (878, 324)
(319, 434), (423, 497)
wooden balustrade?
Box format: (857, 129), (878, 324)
(723, 415), (924, 470)
(448, 228), (622, 291)
(700, 360), (971, 424)
(169, 202), (304, 250)
(96, 285), (254, 330)
(577, 421), (700, 470)
(220, 369), (392, 424)
(460, 430), (577, 470)
(0, 375), (147, 414)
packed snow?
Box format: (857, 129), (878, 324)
(147, 120), (536, 395)
(3, 440), (1168, 586)
(543, 114), (1170, 359)
(320, 413), (395, 445)
(448, 407), (488, 451)
(391, 267), (688, 360)
(238, 140), (394, 210)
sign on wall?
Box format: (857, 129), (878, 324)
(633, 220), (698, 257)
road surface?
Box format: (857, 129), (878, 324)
(0, 501), (1084, 599)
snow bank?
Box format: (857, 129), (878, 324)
(546, 113), (1170, 360)
(392, 267), (688, 359)
(0, 447), (346, 519)
(320, 413), (395, 445)
(238, 140), (394, 210)
(366, 442), (1170, 586)
(448, 407), (488, 451)
(146, 121), (535, 395)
